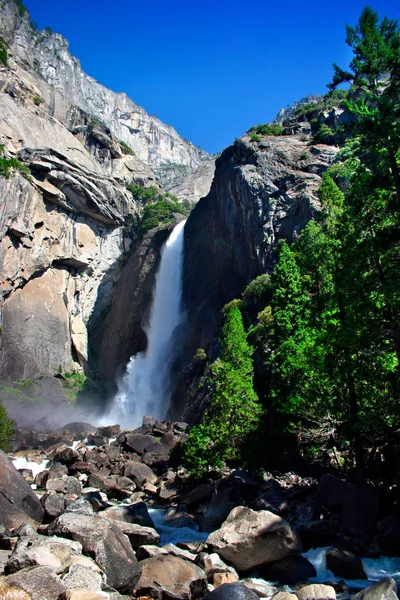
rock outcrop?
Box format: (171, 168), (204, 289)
(171, 134), (338, 422)
(0, 0), (209, 188)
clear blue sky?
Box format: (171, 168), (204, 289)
(23, 0), (400, 154)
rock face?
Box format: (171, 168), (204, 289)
(0, 1), (209, 188)
(206, 506), (302, 572)
(171, 134), (337, 422)
(0, 0), (209, 387)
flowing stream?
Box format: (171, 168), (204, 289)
(104, 220), (186, 428)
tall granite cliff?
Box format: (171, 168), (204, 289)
(170, 133), (338, 422)
(0, 0), (210, 188)
(0, 0), (211, 386)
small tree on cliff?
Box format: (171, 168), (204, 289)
(184, 306), (261, 477)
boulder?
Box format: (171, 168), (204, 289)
(134, 555), (207, 600)
(62, 563), (103, 591)
(318, 475), (379, 538)
(123, 462), (157, 487)
(0, 565), (68, 600)
(200, 489), (237, 533)
(0, 450), (44, 531)
(258, 555), (316, 584)
(201, 583), (260, 600)
(296, 584), (336, 600)
(206, 506), (301, 572)
(40, 491), (66, 521)
(352, 578), (399, 600)
(62, 591), (110, 600)
(46, 513), (141, 592)
(65, 498), (95, 516)
(195, 552), (238, 584)
(5, 535), (81, 574)
(377, 516), (400, 553)
(325, 548), (367, 580)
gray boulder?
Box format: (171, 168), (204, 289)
(5, 535), (81, 574)
(206, 506), (301, 572)
(0, 450), (44, 531)
(201, 583), (259, 600)
(352, 578), (399, 600)
(296, 584), (336, 600)
(325, 548), (367, 580)
(46, 513), (141, 592)
(134, 555), (207, 600)
(0, 565), (67, 599)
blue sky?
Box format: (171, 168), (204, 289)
(23, 0), (400, 154)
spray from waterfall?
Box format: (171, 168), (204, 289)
(102, 220), (186, 428)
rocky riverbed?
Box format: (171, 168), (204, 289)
(0, 417), (399, 600)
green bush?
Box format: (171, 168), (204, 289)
(33, 95), (42, 106)
(0, 37), (8, 67)
(248, 124), (283, 136)
(313, 124), (335, 144)
(138, 200), (184, 236)
(194, 348), (207, 363)
(242, 274), (272, 306)
(250, 133), (261, 142)
(61, 370), (86, 401)
(0, 401), (15, 452)
(127, 184), (164, 205)
(119, 140), (134, 155)
(0, 147), (31, 180)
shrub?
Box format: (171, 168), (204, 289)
(248, 123), (283, 136)
(0, 37), (8, 67)
(138, 200), (184, 236)
(300, 152), (309, 160)
(0, 147), (31, 180)
(0, 400), (15, 451)
(61, 370), (86, 401)
(250, 133), (261, 142)
(242, 274), (272, 306)
(194, 348), (207, 363)
(313, 124), (335, 144)
(119, 140), (133, 155)
(127, 184), (164, 205)
(33, 95), (42, 106)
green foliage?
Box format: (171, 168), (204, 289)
(44, 26), (53, 35)
(119, 140), (134, 155)
(248, 124), (283, 136)
(0, 147), (31, 180)
(126, 184), (165, 205)
(184, 307), (261, 478)
(300, 152), (309, 160)
(0, 401), (15, 452)
(12, 0), (27, 16)
(29, 19), (38, 30)
(242, 274), (272, 308)
(33, 95), (42, 106)
(313, 124), (335, 144)
(250, 133), (261, 142)
(0, 37), (8, 67)
(193, 348), (207, 363)
(61, 371), (86, 401)
(138, 200), (184, 236)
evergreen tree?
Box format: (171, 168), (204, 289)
(0, 400), (15, 452)
(184, 307), (261, 477)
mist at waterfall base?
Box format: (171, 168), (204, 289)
(99, 220), (186, 429)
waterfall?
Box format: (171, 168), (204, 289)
(104, 220), (186, 428)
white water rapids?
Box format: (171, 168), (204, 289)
(102, 220), (186, 428)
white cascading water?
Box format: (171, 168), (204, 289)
(104, 220), (186, 428)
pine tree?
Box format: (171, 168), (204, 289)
(184, 306), (261, 477)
